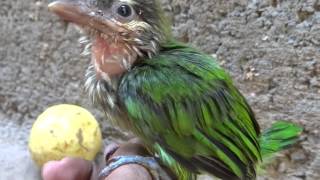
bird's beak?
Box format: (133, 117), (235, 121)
(48, 0), (126, 34)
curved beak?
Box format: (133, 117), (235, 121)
(48, 0), (126, 34)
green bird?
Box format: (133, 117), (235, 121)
(48, 0), (302, 179)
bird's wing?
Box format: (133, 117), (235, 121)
(118, 46), (261, 179)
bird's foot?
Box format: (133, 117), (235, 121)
(98, 155), (171, 180)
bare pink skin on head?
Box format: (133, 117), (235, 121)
(92, 36), (137, 79)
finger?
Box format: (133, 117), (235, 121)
(42, 161), (60, 180)
(42, 157), (92, 180)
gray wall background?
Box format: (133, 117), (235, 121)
(0, 0), (319, 179)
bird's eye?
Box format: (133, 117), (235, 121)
(117, 4), (132, 17)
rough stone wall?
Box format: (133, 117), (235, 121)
(0, 0), (319, 179)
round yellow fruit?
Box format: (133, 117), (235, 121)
(28, 104), (102, 166)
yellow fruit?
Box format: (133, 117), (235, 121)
(28, 104), (102, 166)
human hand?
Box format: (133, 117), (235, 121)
(42, 139), (153, 180)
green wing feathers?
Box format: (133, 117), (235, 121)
(259, 121), (303, 159)
(119, 43), (261, 179)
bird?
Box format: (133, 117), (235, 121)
(48, 0), (302, 179)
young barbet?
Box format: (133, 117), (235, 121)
(48, 0), (302, 179)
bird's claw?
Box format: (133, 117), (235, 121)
(98, 155), (171, 180)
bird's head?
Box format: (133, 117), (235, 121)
(49, 0), (171, 80)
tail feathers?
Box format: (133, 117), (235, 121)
(259, 121), (303, 159)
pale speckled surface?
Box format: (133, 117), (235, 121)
(0, 0), (319, 179)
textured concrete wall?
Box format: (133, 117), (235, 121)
(0, 0), (319, 179)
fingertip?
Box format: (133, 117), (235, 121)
(42, 157), (93, 180)
(42, 160), (60, 180)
